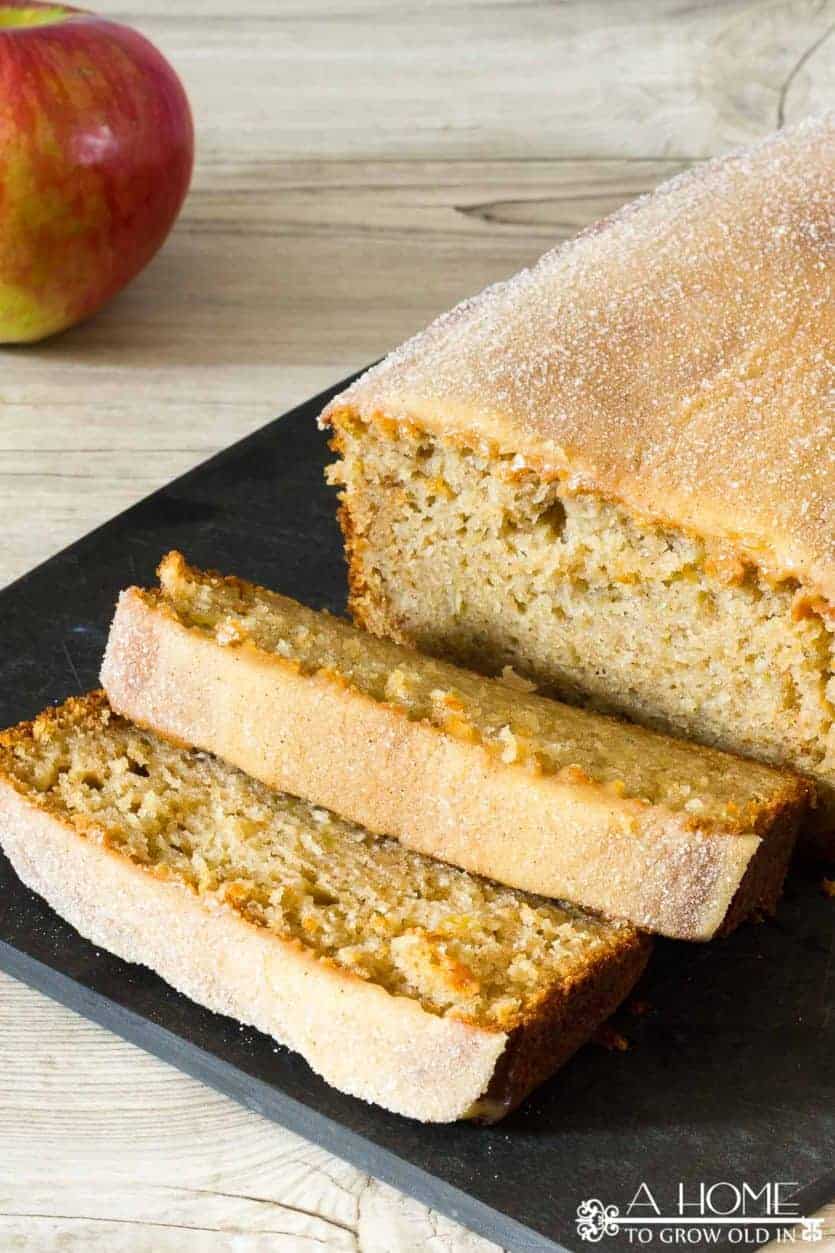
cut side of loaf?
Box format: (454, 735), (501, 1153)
(0, 693), (650, 1123)
(320, 116), (835, 858)
(101, 553), (811, 940)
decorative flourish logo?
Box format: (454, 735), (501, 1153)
(576, 1199), (621, 1242)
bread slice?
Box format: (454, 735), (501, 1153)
(319, 116), (835, 858)
(0, 693), (650, 1123)
(100, 553), (811, 941)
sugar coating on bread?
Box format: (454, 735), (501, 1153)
(0, 694), (637, 1031)
(323, 115), (834, 599)
(321, 116), (835, 854)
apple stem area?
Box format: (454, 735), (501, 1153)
(0, 6), (75, 29)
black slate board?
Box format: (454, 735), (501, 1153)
(0, 376), (833, 1253)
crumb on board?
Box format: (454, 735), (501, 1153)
(593, 1024), (630, 1052)
(626, 998), (653, 1017)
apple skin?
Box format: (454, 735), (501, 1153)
(0, 1), (193, 342)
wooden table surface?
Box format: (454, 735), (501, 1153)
(1, 2), (833, 1249)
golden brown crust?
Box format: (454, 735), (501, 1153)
(321, 116), (835, 604)
(714, 803), (804, 936)
(328, 426), (385, 630)
(0, 693), (649, 1122)
(475, 933), (650, 1120)
(100, 562), (811, 939)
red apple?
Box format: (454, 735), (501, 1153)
(0, 1), (193, 342)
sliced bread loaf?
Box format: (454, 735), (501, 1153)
(320, 117), (835, 859)
(0, 693), (650, 1123)
(101, 553), (812, 940)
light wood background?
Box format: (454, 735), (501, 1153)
(1, 2), (833, 1249)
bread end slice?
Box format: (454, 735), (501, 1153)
(0, 695), (650, 1122)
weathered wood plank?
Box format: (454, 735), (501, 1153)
(0, 974), (500, 1251)
(79, 0), (835, 160)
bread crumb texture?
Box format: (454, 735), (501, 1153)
(0, 695), (638, 1031)
(328, 419), (835, 836)
(154, 552), (804, 836)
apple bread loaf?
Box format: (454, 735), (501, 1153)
(320, 115), (835, 857)
(0, 693), (650, 1123)
(101, 553), (811, 940)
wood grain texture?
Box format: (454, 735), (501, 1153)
(0, 973), (497, 1252)
(0, 1), (832, 1248)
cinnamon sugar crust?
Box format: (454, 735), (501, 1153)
(322, 115), (834, 601)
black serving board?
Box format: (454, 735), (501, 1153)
(0, 376), (833, 1253)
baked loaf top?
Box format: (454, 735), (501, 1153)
(321, 115), (835, 603)
(0, 693), (649, 1122)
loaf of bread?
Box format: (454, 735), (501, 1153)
(101, 553), (811, 940)
(0, 693), (650, 1123)
(320, 115), (835, 857)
